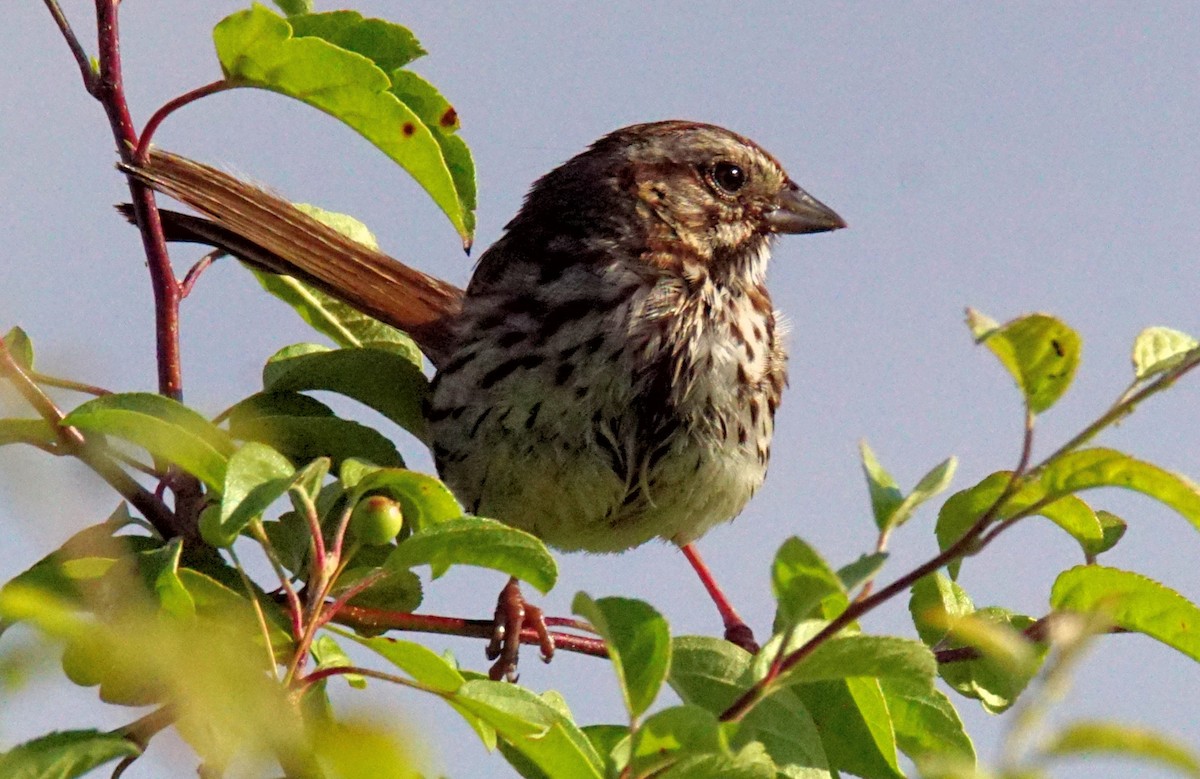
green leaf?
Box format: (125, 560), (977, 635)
(837, 552), (889, 593)
(774, 634), (937, 689)
(667, 637), (831, 778)
(133, 539), (194, 619)
(793, 678), (903, 779)
(1132, 326), (1200, 381)
(625, 705), (724, 777)
(63, 393), (234, 490)
(967, 309), (1081, 414)
(287, 11), (425, 73)
(909, 572), (974, 646)
(212, 5), (473, 240)
(223, 390), (335, 422)
(860, 441), (903, 529)
(571, 594), (670, 720)
(936, 471), (1103, 578)
(580, 725), (629, 778)
(452, 680), (604, 778)
(655, 744), (777, 779)
(668, 635), (755, 712)
(337, 630), (464, 692)
(888, 456), (958, 532)
(0, 418), (58, 448)
(1042, 720), (1200, 778)
(881, 676), (976, 774)
(0, 729), (141, 778)
(1039, 448), (1200, 533)
(860, 442), (956, 532)
(771, 537), (844, 630)
(2, 326), (34, 369)
(1051, 565), (1200, 663)
(344, 465), (463, 531)
(178, 569), (291, 653)
(206, 442), (295, 547)
(272, 0), (312, 16)
(228, 397), (401, 469)
(311, 634), (366, 689)
(333, 565), (423, 614)
(1090, 510), (1128, 556)
(0, 515), (156, 621)
(388, 70), (477, 229)
(936, 607), (1045, 713)
(263, 344), (428, 439)
(250, 205), (424, 362)
(385, 517), (557, 593)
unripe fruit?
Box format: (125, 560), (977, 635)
(349, 495), (404, 545)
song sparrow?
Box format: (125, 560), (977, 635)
(125, 121), (845, 679)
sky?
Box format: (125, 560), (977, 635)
(2, 2), (1199, 777)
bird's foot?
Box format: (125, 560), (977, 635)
(486, 577), (555, 681)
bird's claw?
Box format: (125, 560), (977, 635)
(487, 578), (555, 681)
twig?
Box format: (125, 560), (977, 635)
(249, 523), (305, 641)
(933, 612), (1128, 664)
(179, 250), (221, 299)
(135, 80), (233, 162)
(333, 604), (610, 659)
(1, 336), (183, 537)
(720, 410), (1038, 723)
(1033, 349), (1200, 471)
(110, 705), (174, 778)
(299, 664), (442, 694)
(27, 370), (112, 396)
(0, 338), (85, 447)
(42, 0), (98, 95)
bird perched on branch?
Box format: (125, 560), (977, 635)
(125, 121), (845, 680)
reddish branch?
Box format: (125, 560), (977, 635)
(333, 604), (609, 659)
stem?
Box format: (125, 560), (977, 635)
(720, 410), (1037, 723)
(229, 549), (283, 678)
(315, 569), (387, 631)
(293, 487), (327, 578)
(298, 664), (439, 694)
(1, 337), (184, 538)
(135, 80), (234, 163)
(111, 705), (174, 778)
(42, 0), (98, 95)
(92, 0), (185, 402)
(0, 338), (84, 447)
(249, 522), (304, 641)
(179, 251), (220, 299)
(27, 371), (112, 396)
(1033, 350), (1200, 470)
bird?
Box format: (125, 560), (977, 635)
(123, 121), (845, 680)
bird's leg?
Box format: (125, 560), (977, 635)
(680, 543), (759, 654)
(486, 577), (555, 681)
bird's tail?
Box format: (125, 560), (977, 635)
(118, 149), (463, 366)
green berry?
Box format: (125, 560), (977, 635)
(349, 495), (404, 545)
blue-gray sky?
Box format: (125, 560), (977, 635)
(3, 3), (1198, 777)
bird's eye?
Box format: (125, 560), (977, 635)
(711, 161), (747, 194)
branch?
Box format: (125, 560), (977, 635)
(92, 0), (185, 401)
(333, 604), (609, 659)
(720, 410), (1038, 722)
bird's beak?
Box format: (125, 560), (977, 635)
(765, 180), (847, 234)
